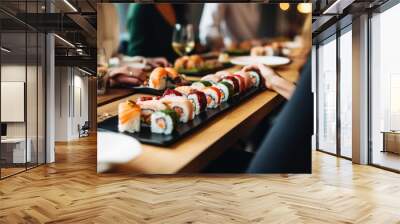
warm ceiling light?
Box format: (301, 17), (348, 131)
(54, 34), (75, 48)
(63, 0), (78, 12)
(279, 3), (290, 11)
(297, 3), (312, 14)
(1, 47), (11, 53)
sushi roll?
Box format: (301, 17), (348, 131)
(222, 76), (240, 95)
(137, 96), (155, 102)
(187, 91), (207, 115)
(201, 74), (222, 83)
(201, 87), (222, 109)
(149, 67), (167, 90)
(215, 81), (234, 102)
(248, 71), (262, 88)
(118, 100), (141, 133)
(236, 71), (252, 90)
(163, 88), (183, 97)
(151, 110), (179, 135)
(191, 80), (212, 90)
(233, 75), (246, 93)
(161, 96), (194, 122)
(175, 86), (196, 96)
(215, 70), (233, 79)
(137, 100), (168, 124)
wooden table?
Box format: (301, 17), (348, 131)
(97, 88), (135, 106)
(97, 57), (306, 174)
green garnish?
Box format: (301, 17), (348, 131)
(219, 81), (234, 97)
(160, 109), (179, 124)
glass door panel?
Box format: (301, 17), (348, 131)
(371, 4), (400, 171)
(317, 37), (337, 154)
(339, 29), (352, 158)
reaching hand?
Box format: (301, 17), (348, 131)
(108, 66), (147, 87)
(242, 64), (277, 89)
(147, 57), (171, 68)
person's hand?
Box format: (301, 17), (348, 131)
(108, 66), (147, 87)
(147, 57), (171, 68)
(242, 64), (277, 89)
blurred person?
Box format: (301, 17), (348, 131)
(97, 3), (120, 61)
(199, 3), (308, 51)
(97, 4), (171, 87)
(245, 58), (312, 173)
(199, 3), (262, 50)
(126, 3), (185, 61)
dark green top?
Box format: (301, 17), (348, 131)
(126, 4), (184, 62)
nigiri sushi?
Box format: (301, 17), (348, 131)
(118, 100), (141, 133)
(149, 67), (168, 90)
(151, 110), (179, 135)
(137, 100), (168, 124)
(161, 96), (194, 122)
(165, 67), (180, 81)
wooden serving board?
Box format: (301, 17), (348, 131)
(98, 87), (262, 146)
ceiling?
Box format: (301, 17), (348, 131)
(312, 0), (390, 42)
(0, 0), (96, 73)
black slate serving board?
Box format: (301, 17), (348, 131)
(98, 87), (262, 146)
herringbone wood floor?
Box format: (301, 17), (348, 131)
(1, 134), (400, 223)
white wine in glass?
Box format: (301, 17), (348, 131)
(172, 24), (195, 56)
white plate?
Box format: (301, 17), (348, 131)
(97, 131), (142, 173)
(230, 56), (290, 67)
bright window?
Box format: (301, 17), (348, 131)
(339, 29), (352, 158)
(371, 3), (400, 171)
(318, 37), (337, 154)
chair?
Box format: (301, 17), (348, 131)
(78, 121), (90, 138)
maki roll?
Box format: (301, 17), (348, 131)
(151, 110), (179, 135)
(137, 100), (168, 124)
(201, 74), (221, 83)
(236, 72), (252, 90)
(137, 96), (156, 102)
(191, 80), (212, 90)
(175, 86), (196, 96)
(248, 71), (262, 88)
(222, 76), (240, 95)
(202, 87), (222, 109)
(149, 67), (167, 90)
(161, 96), (194, 122)
(188, 91), (207, 115)
(163, 88), (183, 97)
(233, 74), (246, 93)
(118, 100), (141, 133)
(215, 81), (234, 102)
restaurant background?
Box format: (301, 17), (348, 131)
(96, 3), (312, 174)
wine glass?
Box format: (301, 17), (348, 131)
(172, 24), (195, 56)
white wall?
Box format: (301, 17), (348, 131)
(1, 64), (46, 164)
(54, 67), (89, 141)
